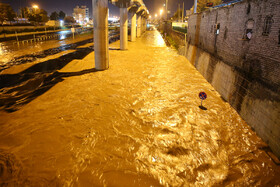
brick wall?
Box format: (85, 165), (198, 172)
(164, 0), (280, 158)
(187, 0), (280, 87)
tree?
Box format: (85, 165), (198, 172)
(39, 9), (49, 22)
(64, 16), (75, 25)
(28, 8), (48, 24)
(28, 14), (41, 23)
(171, 9), (183, 21)
(191, 0), (223, 13)
(20, 7), (31, 18)
(58, 11), (66, 20)
(0, 3), (16, 24)
(50, 11), (59, 20)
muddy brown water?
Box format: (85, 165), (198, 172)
(0, 27), (279, 186)
(0, 30), (119, 72)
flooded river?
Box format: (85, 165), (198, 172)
(0, 31), (93, 72)
(0, 27), (279, 186)
(0, 29), (119, 72)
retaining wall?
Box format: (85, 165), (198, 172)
(165, 0), (280, 158)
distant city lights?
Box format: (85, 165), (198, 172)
(60, 20), (64, 27)
(108, 17), (119, 22)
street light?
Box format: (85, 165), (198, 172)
(159, 9), (164, 21)
(160, 9), (163, 16)
(165, 0), (168, 20)
(32, 5), (39, 9)
(155, 14), (158, 18)
(32, 5), (39, 14)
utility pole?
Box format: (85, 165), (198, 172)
(166, 0), (168, 20)
(194, 0), (197, 13)
(178, 4), (180, 22)
(182, 2), (184, 22)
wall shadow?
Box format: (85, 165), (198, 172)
(0, 68), (97, 113)
(0, 47), (93, 89)
(0, 38), (94, 73)
(0, 46), (96, 113)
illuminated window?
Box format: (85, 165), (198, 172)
(215, 23), (220, 35)
(244, 19), (254, 40)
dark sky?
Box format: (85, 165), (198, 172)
(2, 0), (194, 18)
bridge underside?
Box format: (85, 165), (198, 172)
(93, 0), (149, 70)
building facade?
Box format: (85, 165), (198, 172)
(73, 6), (89, 25)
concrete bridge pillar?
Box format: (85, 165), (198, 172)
(142, 17), (145, 34)
(92, 0), (109, 70)
(144, 19), (147, 31)
(137, 15), (142, 37)
(146, 19), (148, 30)
(120, 8), (128, 50)
(141, 17), (143, 34)
(131, 12), (137, 42)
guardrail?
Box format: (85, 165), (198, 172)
(10, 28), (93, 46)
(12, 34), (67, 46)
(0, 28), (71, 39)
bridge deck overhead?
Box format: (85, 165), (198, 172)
(110, 0), (146, 8)
(93, 0), (149, 70)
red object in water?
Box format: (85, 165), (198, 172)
(206, 2), (214, 7)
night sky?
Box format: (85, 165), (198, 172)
(1, 0), (195, 18)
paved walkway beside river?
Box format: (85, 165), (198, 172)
(0, 27), (279, 186)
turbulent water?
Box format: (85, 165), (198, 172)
(0, 27), (279, 186)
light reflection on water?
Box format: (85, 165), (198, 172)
(58, 30), (72, 40)
(0, 44), (5, 55)
(0, 32), (92, 71)
(0, 44), (10, 64)
(59, 35), (66, 40)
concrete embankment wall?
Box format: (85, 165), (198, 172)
(165, 0), (280, 158)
